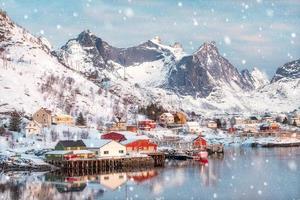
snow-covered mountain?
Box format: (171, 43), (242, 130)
(0, 11), (120, 123)
(55, 31), (183, 87)
(271, 59), (300, 82)
(167, 41), (256, 97)
(1, 10), (299, 118)
(241, 67), (269, 89)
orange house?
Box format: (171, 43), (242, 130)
(121, 139), (157, 153)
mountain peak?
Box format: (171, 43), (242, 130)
(194, 41), (219, 57)
(150, 36), (162, 44)
(271, 58), (300, 82)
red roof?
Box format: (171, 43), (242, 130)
(101, 132), (127, 142)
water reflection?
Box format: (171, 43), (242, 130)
(0, 147), (299, 200)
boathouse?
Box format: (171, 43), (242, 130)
(192, 136), (207, 150)
(121, 138), (157, 153)
(55, 140), (86, 151)
(45, 150), (72, 160)
(83, 139), (127, 157)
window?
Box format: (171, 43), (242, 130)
(104, 176), (109, 180)
(104, 151), (109, 155)
(119, 150), (124, 154)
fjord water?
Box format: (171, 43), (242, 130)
(1, 147), (299, 200)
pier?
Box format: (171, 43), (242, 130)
(47, 153), (165, 171)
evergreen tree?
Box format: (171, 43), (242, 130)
(293, 120), (297, 127)
(76, 112), (86, 126)
(282, 117), (288, 124)
(8, 111), (22, 132)
(215, 119), (222, 128)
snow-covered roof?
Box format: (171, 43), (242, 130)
(45, 150), (72, 155)
(121, 138), (154, 145)
(113, 131), (150, 140)
(83, 139), (111, 148)
(161, 113), (173, 117)
(72, 150), (94, 154)
(186, 121), (200, 126)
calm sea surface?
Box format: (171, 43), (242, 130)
(1, 147), (299, 200)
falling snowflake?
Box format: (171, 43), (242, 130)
(56, 24), (61, 30)
(33, 8), (38, 13)
(242, 60), (246, 65)
(291, 33), (296, 38)
(40, 30), (45, 35)
(250, 185), (254, 189)
(178, 2), (183, 7)
(24, 14), (28, 19)
(124, 8), (134, 18)
(213, 193), (218, 199)
(73, 12), (78, 17)
(256, 0), (262, 3)
(263, 182), (268, 186)
(193, 18), (198, 26)
(224, 36), (231, 45)
(258, 190), (262, 195)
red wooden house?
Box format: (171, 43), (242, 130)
(138, 120), (156, 131)
(101, 132), (127, 142)
(192, 136), (207, 150)
(121, 139), (157, 153)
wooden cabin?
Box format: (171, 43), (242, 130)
(121, 139), (157, 153)
(25, 120), (41, 136)
(55, 140), (86, 151)
(185, 121), (201, 134)
(83, 139), (126, 157)
(126, 125), (138, 132)
(174, 112), (188, 125)
(159, 113), (174, 125)
(32, 107), (52, 127)
(192, 136), (207, 150)
(138, 119), (156, 131)
(52, 114), (74, 126)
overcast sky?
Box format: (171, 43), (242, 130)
(1, 0), (299, 77)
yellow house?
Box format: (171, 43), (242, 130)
(174, 112), (188, 124)
(25, 120), (41, 136)
(52, 114), (74, 126)
(32, 108), (52, 127)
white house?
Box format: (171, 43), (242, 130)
(83, 139), (126, 157)
(159, 113), (174, 125)
(25, 120), (41, 136)
(207, 121), (217, 129)
(185, 121), (201, 134)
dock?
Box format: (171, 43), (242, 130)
(46, 153), (165, 171)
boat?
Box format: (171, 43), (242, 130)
(193, 151), (208, 161)
(165, 152), (193, 160)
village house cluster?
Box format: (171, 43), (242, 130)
(25, 108), (75, 136)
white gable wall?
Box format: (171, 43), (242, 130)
(99, 141), (127, 157)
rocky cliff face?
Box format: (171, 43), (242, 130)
(167, 42), (255, 97)
(271, 59), (300, 82)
